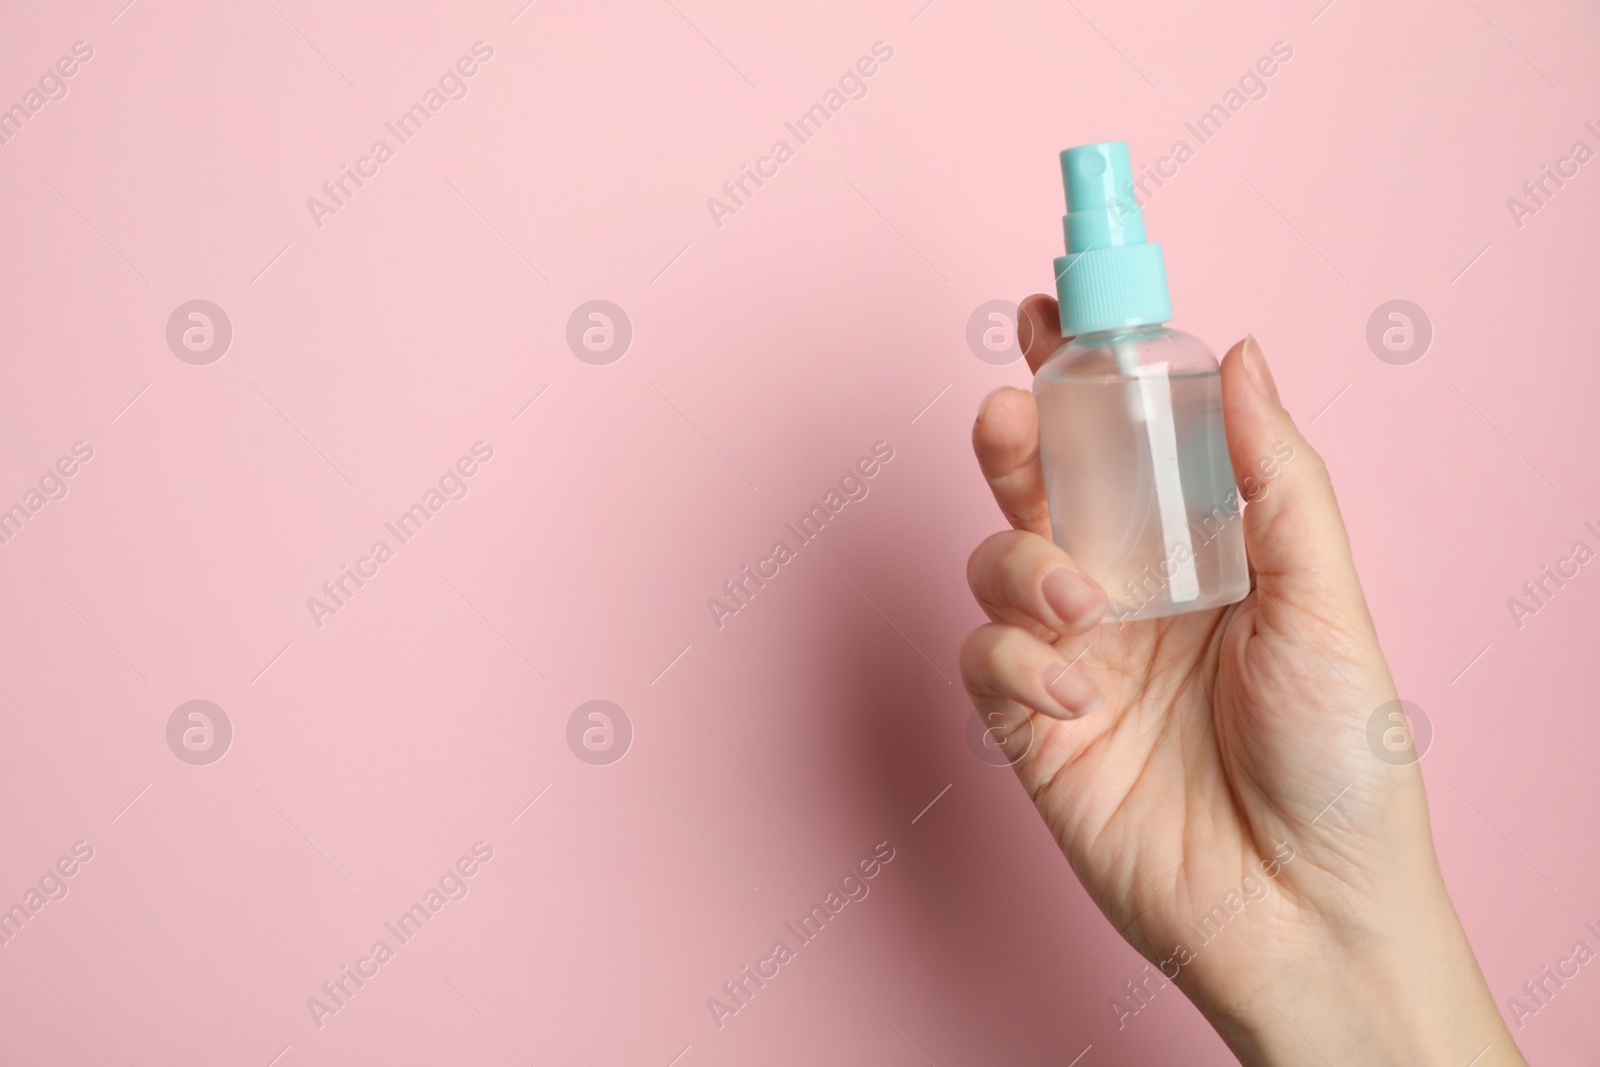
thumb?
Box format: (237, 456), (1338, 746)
(1220, 335), (1367, 626)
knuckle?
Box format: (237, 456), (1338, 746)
(998, 531), (1064, 594)
(1005, 499), (1052, 532)
(958, 626), (1000, 690)
(959, 623), (1023, 691)
(968, 529), (1023, 590)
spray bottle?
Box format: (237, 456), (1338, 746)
(1034, 141), (1250, 621)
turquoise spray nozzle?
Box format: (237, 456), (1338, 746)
(1053, 141), (1173, 336)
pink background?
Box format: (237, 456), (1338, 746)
(2, 0), (1598, 1062)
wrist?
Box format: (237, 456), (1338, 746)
(1206, 897), (1523, 1067)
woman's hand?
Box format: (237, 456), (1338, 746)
(961, 294), (1523, 1065)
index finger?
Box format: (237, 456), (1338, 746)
(972, 295), (1069, 538)
(974, 387), (1052, 538)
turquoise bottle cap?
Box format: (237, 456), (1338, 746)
(1053, 141), (1172, 336)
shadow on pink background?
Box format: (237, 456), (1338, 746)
(1, 0), (1597, 1063)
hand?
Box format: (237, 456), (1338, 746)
(961, 295), (1523, 1065)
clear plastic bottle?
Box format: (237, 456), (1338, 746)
(1037, 142), (1249, 621)
(1035, 325), (1248, 621)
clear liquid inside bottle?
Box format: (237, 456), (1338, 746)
(1034, 324), (1250, 621)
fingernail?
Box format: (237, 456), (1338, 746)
(1042, 568), (1106, 631)
(1242, 334), (1280, 407)
(1017, 303), (1035, 358)
(1043, 661), (1103, 718)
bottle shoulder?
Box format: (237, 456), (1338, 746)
(1034, 325), (1219, 382)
